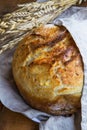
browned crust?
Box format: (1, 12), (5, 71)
(15, 80), (81, 115)
(12, 24), (83, 115)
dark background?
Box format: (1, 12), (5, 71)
(0, 0), (35, 16)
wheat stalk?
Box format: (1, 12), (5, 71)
(0, 0), (85, 54)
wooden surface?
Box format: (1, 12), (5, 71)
(0, 103), (3, 111)
(0, 1), (87, 130)
(0, 106), (39, 130)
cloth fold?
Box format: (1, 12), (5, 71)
(39, 116), (75, 130)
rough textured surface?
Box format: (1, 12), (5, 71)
(12, 24), (83, 115)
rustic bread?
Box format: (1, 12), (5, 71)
(12, 24), (83, 115)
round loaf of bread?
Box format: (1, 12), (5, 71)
(12, 24), (83, 115)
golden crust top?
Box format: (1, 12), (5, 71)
(12, 24), (83, 115)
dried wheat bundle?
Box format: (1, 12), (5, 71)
(0, 0), (86, 54)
